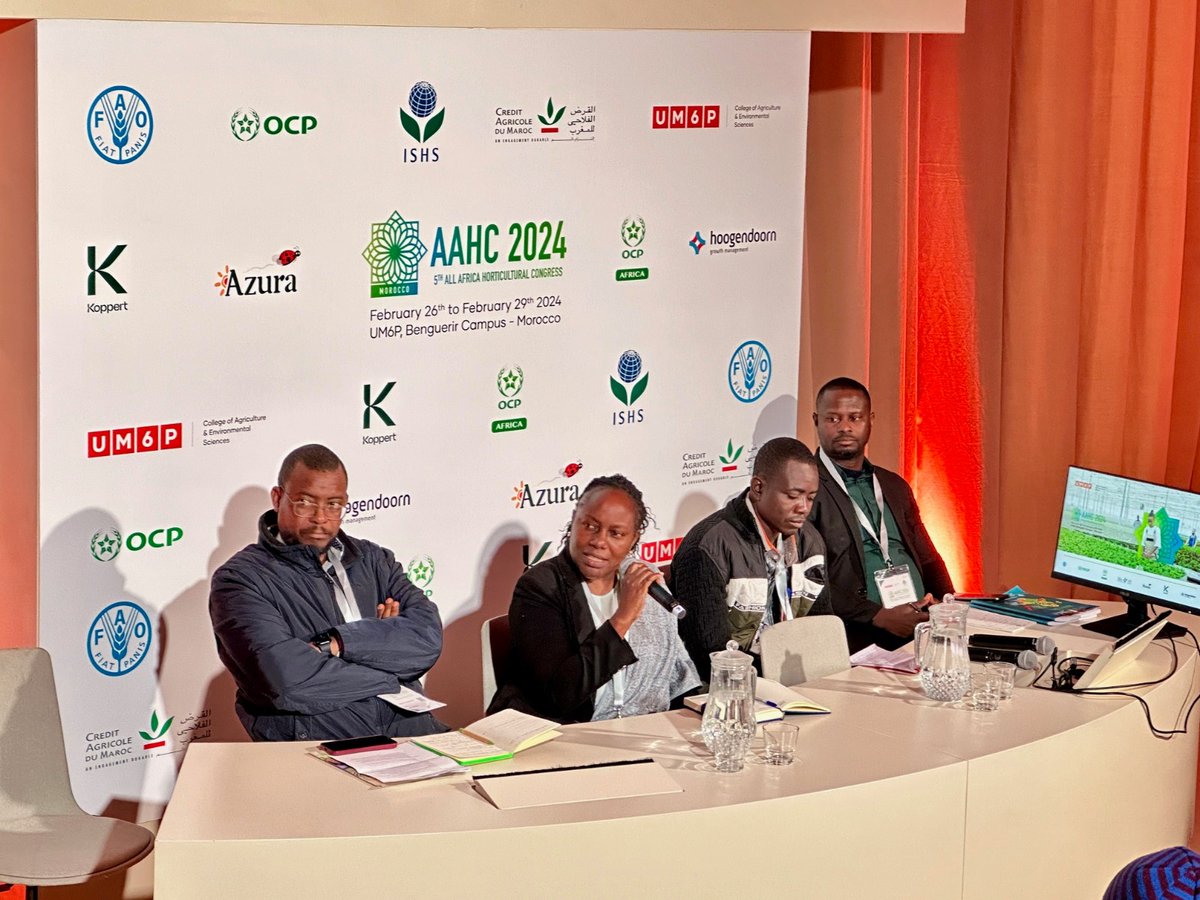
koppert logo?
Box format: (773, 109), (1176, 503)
(362, 383), (398, 447)
(363, 212), (427, 298)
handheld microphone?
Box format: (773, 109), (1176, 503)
(969, 633), (1055, 655)
(619, 556), (686, 619)
(967, 645), (1040, 670)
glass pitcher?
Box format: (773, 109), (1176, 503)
(701, 641), (757, 772)
(912, 601), (971, 701)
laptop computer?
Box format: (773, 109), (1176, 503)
(1071, 611), (1172, 690)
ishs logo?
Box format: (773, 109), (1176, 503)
(86, 601), (152, 677)
(400, 81), (444, 163)
(728, 340), (771, 403)
(88, 86), (153, 164)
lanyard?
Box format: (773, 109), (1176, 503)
(818, 448), (893, 566)
(584, 584), (626, 714)
(323, 542), (362, 623)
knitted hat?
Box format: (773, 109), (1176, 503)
(1104, 847), (1200, 900)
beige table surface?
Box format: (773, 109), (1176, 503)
(155, 615), (1199, 900)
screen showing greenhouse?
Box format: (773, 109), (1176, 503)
(1053, 466), (1200, 612)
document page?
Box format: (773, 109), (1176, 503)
(467, 709), (560, 752)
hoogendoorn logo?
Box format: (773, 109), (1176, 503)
(88, 86), (153, 164)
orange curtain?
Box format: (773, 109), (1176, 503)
(803, 0), (1200, 599)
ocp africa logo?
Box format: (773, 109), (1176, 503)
(400, 81), (445, 163)
(88, 86), (153, 164)
(364, 211), (428, 298)
(616, 216), (649, 283)
(87, 601), (152, 677)
(407, 555), (435, 597)
(492, 365), (528, 434)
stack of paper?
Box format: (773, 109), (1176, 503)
(312, 741), (465, 786)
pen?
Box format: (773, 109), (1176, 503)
(473, 757), (656, 780)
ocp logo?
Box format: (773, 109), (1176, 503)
(90, 527), (184, 561)
(407, 555), (435, 596)
(230, 107), (317, 141)
(363, 382), (396, 428)
(90, 530), (121, 562)
(728, 340), (771, 403)
(87, 601), (152, 677)
(88, 86), (153, 164)
(497, 366), (523, 407)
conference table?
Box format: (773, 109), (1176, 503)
(154, 612), (1199, 899)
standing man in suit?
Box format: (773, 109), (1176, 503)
(807, 378), (954, 653)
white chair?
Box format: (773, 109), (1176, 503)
(0, 648), (155, 899)
(480, 614), (511, 712)
(759, 616), (851, 685)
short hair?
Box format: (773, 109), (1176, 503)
(816, 376), (871, 411)
(752, 437), (817, 480)
(563, 474), (655, 547)
(277, 444), (346, 487)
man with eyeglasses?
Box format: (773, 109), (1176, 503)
(209, 443), (446, 741)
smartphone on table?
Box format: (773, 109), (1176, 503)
(318, 734), (397, 755)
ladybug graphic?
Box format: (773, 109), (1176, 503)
(561, 461), (583, 479)
(274, 247), (301, 266)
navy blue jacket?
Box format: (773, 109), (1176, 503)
(209, 511), (446, 741)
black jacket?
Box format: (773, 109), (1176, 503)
(807, 460), (954, 653)
(487, 550), (637, 724)
(209, 511), (445, 741)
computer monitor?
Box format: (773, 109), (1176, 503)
(1051, 465), (1198, 639)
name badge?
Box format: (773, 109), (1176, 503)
(874, 564), (918, 609)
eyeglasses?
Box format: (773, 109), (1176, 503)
(282, 492), (347, 520)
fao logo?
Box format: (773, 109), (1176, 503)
(87, 601), (152, 677)
(729, 340), (771, 403)
(88, 86), (153, 164)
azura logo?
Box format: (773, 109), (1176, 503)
(230, 108), (317, 141)
(400, 81), (444, 163)
(90, 527), (184, 561)
(493, 366), (528, 434)
(87, 601), (152, 677)
(512, 463), (584, 510)
(728, 341), (771, 403)
(88, 86), (153, 164)
(407, 555), (435, 596)
(364, 212), (427, 298)
(610, 350), (648, 426)
(214, 247), (301, 297)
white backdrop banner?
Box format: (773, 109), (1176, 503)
(35, 20), (809, 816)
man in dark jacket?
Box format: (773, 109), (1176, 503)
(670, 437), (832, 682)
(807, 378), (954, 653)
(209, 444), (445, 741)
